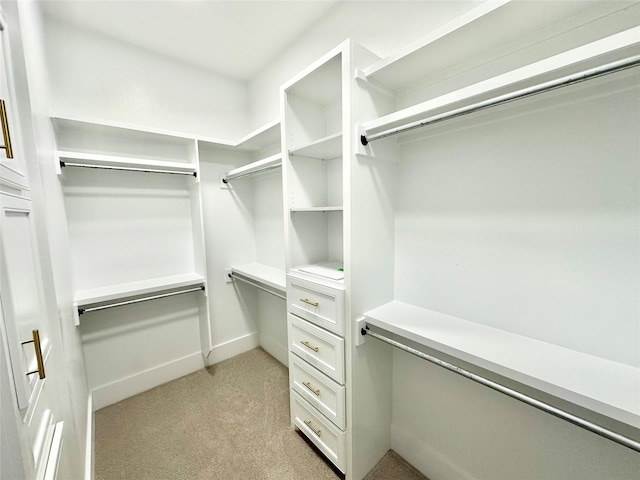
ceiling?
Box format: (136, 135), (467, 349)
(40, 0), (339, 82)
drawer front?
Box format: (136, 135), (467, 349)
(288, 276), (345, 335)
(291, 390), (346, 473)
(289, 352), (345, 430)
(288, 314), (344, 384)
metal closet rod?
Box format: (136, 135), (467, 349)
(228, 272), (286, 300)
(222, 163), (282, 183)
(361, 54), (640, 146)
(361, 326), (640, 453)
(78, 286), (205, 315)
(60, 161), (197, 177)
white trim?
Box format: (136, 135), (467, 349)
(85, 394), (94, 480)
(90, 352), (204, 410)
(391, 423), (477, 480)
(205, 332), (259, 366)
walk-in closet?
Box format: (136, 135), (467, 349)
(1, 1), (638, 479)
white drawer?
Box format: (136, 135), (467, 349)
(291, 390), (346, 473)
(288, 314), (345, 384)
(288, 275), (345, 336)
(289, 352), (345, 430)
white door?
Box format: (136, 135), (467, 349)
(0, 11), (64, 480)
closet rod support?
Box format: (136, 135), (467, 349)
(361, 54), (640, 145)
(361, 325), (640, 453)
(78, 285), (205, 315)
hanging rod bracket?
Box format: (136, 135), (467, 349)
(360, 135), (369, 146)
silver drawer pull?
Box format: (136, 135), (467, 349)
(304, 419), (321, 437)
(303, 381), (320, 396)
(300, 340), (319, 353)
(300, 298), (319, 307)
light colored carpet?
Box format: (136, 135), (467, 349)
(95, 347), (427, 480)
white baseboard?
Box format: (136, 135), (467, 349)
(258, 333), (288, 367)
(91, 352), (204, 410)
(85, 394), (94, 480)
(391, 423), (477, 480)
(206, 332), (259, 365)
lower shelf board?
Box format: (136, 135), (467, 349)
(73, 273), (206, 323)
(229, 263), (286, 293)
(363, 300), (640, 429)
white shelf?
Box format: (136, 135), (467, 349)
(361, 27), (640, 140)
(364, 301), (640, 428)
(230, 263), (286, 293)
(57, 150), (197, 175)
(361, 0), (627, 91)
(235, 119), (281, 151)
(51, 115), (206, 146)
(289, 132), (342, 159)
(284, 48), (342, 106)
(75, 273), (205, 308)
(223, 153), (282, 182)
(290, 206), (343, 213)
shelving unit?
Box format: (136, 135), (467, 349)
(52, 115), (211, 345)
(351, 3), (640, 471)
(199, 118), (287, 366)
(281, 41), (354, 474)
(283, 47), (345, 272)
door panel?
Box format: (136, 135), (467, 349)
(0, 12), (61, 480)
(0, 15), (28, 189)
(1, 193), (50, 409)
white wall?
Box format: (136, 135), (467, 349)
(392, 350), (640, 480)
(395, 72), (640, 367)
(43, 16), (249, 140)
(199, 147), (260, 363)
(248, 0), (480, 128)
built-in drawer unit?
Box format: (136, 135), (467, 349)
(289, 352), (346, 429)
(288, 274), (345, 335)
(288, 314), (345, 384)
(291, 390), (346, 473)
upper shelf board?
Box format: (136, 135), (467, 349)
(364, 301), (640, 429)
(52, 115), (281, 153)
(289, 132), (342, 160)
(283, 43), (344, 106)
(230, 263), (286, 293)
(361, 0), (630, 91)
(360, 26), (640, 139)
(52, 115), (206, 147)
(234, 119), (281, 151)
